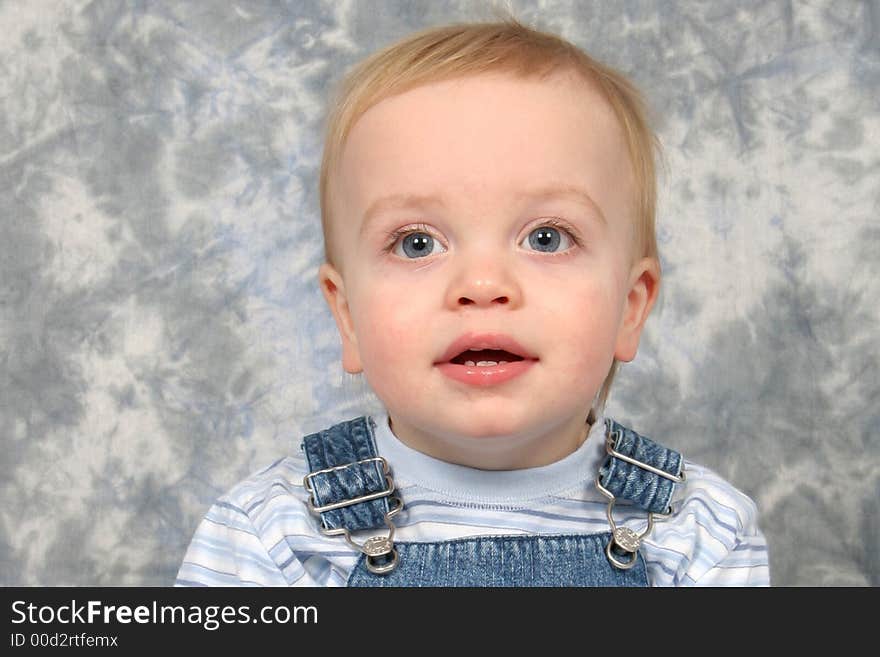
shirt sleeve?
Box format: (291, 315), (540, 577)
(175, 499), (295, 587)
(682, 466), (771, 587)
(646, 461), (771, 587)
(689, 526), (771, 586)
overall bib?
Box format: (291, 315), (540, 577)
(302, 416), (684, 587)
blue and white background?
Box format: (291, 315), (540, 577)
(1, 0), (877, 586)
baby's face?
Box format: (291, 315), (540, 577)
(320, 71), (659, 468)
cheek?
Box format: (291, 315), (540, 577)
(349, 280), (427, 376)
(536, 279), (622, 367)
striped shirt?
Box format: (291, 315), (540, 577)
(176, 411), (770, 586)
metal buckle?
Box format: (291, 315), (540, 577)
(317, 496), (404, 575)
(303, 457), (403, 574)
(596, 476), (654, 570)
(303, 456), (394, 513)
(605, 430), (686, 484)
(597, 428), (686, 570)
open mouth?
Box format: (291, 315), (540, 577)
(436, 342), (537, 387)
(449, 349), (526, 366)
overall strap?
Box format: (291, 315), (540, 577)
(598, 418), (684, 514)
(301, 416), (392, 532)
(595, 418), (685, 571)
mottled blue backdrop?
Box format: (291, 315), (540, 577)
(1, 0), (877, 586)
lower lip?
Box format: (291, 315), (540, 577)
(435, 359), (537, 387)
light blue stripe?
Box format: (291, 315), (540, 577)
(189, 536), (281, 578)
(402, 498), (611, 523)
(255, 457), (287, 476)
(679, 572), (698, 586)
(214, 500), (249, 516)
(675, 495), (740, 536)
(645, 556), (680, 579)
(711, 558), (771, 569)
(651, 518), (732, 549)
(178, 562), (241, 584)
(175, 578), (208, 587)
(203, 511), (258, 536)
(247, 492), (311, 523)
(302, 555), (332, 583)
(232, 478), (298, 510)
(397, 510), (610, 533)
(733, 541), (768, 552)
(251, 510), (314, 531)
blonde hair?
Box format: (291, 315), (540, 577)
(318, 11), (663, 418)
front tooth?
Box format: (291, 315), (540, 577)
(465, 360), (476, 366)
(476, 361), (498, 366)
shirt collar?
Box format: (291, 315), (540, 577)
(371, 409), (608, 505)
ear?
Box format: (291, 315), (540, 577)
(614, 257), (661, 362)
(318, 262), (363, 374)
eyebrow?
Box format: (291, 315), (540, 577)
(359, 183), (607, 235)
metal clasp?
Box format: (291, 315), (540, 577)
(303, 457), (403, 574)
(303, 456), (395, 513)
(596, 476), (654, 570)
(605, 431), (686, 485)
(597, 428), (686, 570)
(319, 496), (404, 574)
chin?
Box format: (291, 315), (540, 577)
(449, 413), (532, 440)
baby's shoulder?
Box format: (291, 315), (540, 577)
(672, 460), (761, 537)
(640, 459), (769, 585)
(655, 459), (764, 551)
(178, 454), (325, 586)
(212, 454), (313, 527)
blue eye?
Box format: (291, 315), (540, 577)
(392, 231), (446, 259)
(521, 225), (574, 253)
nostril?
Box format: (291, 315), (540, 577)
(457, 296), (508, 305)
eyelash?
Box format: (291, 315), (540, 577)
(382, 218), (584, 255)
(382, 222), (438, 255)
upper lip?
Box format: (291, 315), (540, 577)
(435, 332), (538, 364)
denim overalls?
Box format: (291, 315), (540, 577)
(302, 416), (684, 587)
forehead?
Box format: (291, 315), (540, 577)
(335, 70), (633, 233)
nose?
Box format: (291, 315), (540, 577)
(445, 251), (522, 309)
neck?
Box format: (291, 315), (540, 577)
(386, 410), (594, 470)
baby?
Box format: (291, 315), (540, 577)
(177, 17), (769, 586)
